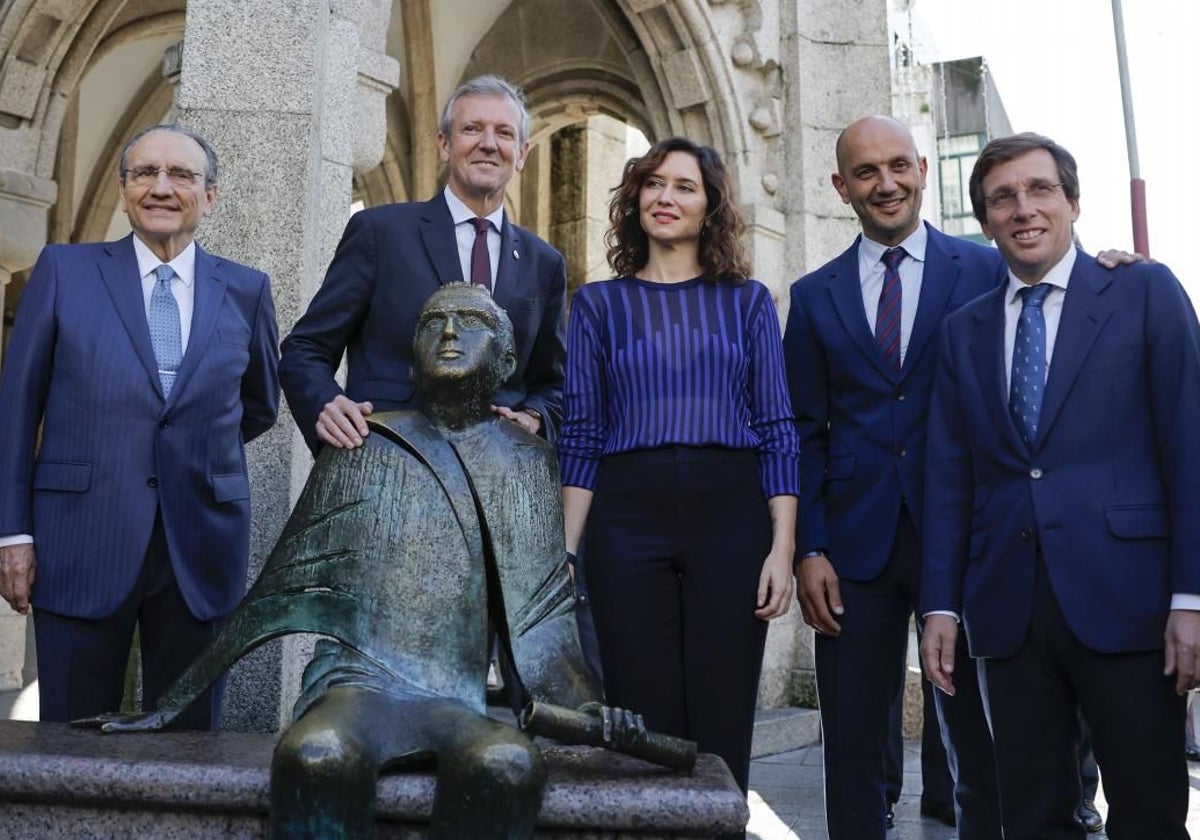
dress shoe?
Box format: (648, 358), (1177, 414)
(885, 801), (895, 830)
(1074, 799), (1104, 833)
(1186, 738), (1200, 761)
(920, 799), (956, 827)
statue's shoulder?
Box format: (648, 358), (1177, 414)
(367, 410), (428, 438)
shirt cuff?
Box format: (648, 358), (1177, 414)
(1171, 594), (1200, 611)
(922, 610), (960, 623)
(0, 534), (34, 548)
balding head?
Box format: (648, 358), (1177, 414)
(831, 115), (927, 247)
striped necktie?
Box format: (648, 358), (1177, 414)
(876, 247), (905, 371)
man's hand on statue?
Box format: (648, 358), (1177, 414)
(0, 543), (36, 614)
(491, 404), (541, 435)
(315, 395), (374, 448)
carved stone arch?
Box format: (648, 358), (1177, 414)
(64, 11), (185, 243)
(354, 89), (413, 208)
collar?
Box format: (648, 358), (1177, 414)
(132, 235), (196, 287)
(443, 186), (505, 231)
(1005, 246), (1077, 303)
(859, 222), (928, 272)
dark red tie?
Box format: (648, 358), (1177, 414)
(876, 247), (905, 371)
(470, 217), (492, 293)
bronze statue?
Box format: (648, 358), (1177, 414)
(76, 284), (693, 839)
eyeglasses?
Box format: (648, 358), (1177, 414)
(124, 166), (205, 187)
(982, 182), (1064, 211)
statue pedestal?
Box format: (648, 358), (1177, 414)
(0, 720), (748, 837)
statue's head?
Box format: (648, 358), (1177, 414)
(413, 284), (517, 417)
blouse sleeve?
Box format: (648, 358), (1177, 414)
(746, 284), (801, 498)
(557, 291), (608, 490)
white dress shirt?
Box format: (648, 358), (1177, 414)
(858, 223), (927, 367)
(444, 187), (503, 294)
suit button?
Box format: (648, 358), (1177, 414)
(898, 449), (907, 458)
(159, 419), (169, 429)
(1021, 528), (1033, 540)
(147, 476), (158, 488)
(896, 392), (906, 402)
(1030, 468), (1044, 479)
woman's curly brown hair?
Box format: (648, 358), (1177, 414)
(605, 137), (751, 284)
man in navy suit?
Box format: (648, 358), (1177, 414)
(921, 132), (1199, 840)
(0, 124), (280, 728)
(784, 115), (1004, 840)
(279, 75), (566, 453)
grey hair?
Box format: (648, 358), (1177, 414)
(119, 124), (219, 187)
(438, 75), (531, 146)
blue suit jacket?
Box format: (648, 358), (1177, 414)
(783, 223), (1005, 580)
(0, 235), (280, 620)
(279, 196), (567, 453)
(922, 253), (1200, 657)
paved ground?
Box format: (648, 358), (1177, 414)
(746, 739), (1200, 840)
(6, 681), (1200, 838)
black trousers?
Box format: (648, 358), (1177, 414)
(33, 513), (226, 729)
(816, 508), (1000, 840)
(584, 447), (771, 796)
(982, 556), (1188, 840)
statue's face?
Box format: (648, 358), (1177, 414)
(415, 293), (508, 386)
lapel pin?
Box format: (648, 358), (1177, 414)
(513, 249), (520, 260)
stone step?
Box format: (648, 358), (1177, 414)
(751, 707), (821, 759)
(0, 720), (749, 838)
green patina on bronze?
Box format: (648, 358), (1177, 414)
(77, 284), (694, 840)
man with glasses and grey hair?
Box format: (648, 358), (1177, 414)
(0, 123), (280, 728)
(280, 74), (567, 453)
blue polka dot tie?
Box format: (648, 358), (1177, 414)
(1009, 283), (1053, 446)
(876, 247), (905, 372)
(149, 264), (183, 398)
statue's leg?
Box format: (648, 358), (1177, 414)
(270, 686), (429, 840)
(422, 704), (548, 840)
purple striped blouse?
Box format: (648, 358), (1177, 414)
(558, 275), (800, 498)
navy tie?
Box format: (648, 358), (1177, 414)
(470, 217), (492, 293)
(149, 264), (183, 398)
(1009, 283), (1053, 446)
(876, 247), (905, 371)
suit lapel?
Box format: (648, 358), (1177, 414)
(904, 228), (958, 378)
(968, 288), (1025, 452)
(826, 242), (895, 379)
(99, 235), (161, 395)
(171, 244), (225, 402)
(1036, 257), (1112, 447)
(418, 195), (465, 287)
(492, 219), (521, 311)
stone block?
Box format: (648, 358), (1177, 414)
(751, 707), (821, 758)
(795, 0), (887, 46)
(662, 49), (710, 110)
(0, 57), (44, 121)
(0, 614), (25, 691)
(0, 720), (749, 837)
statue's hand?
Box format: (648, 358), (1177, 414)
(578, 702), (646, 751)
(70, 709), (171, 733)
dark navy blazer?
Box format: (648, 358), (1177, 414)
(784, 223), (1005, 580)
(922, 254), (1200, 657)
(279, 196), (567, 453)
(0, 235), (280, 620)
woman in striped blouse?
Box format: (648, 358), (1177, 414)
(558, 136), (800, 810)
